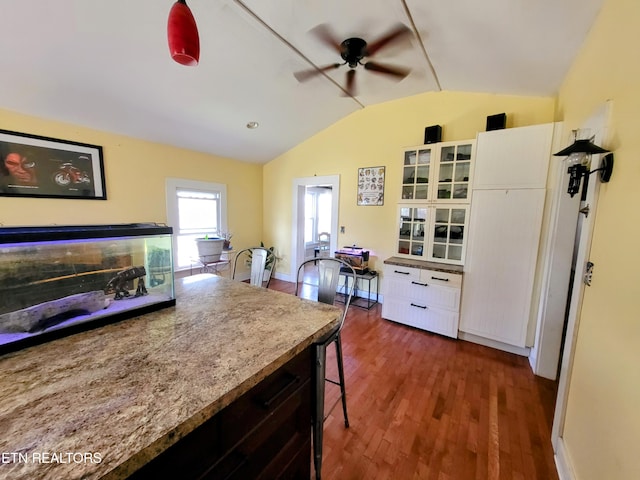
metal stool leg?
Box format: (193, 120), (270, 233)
(312, 342), (326, 480)
(334, 334), (350, 428)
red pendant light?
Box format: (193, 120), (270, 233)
(167, 0), (200, 66)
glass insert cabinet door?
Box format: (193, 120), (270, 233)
(430, 206), (469, 263)
(402, 147), (433, 200)
(396, 204), (469, 265)
(397, 206), (427, 256)
(437, 143), (474, 202)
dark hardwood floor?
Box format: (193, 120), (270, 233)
(267, 278), (559, 480)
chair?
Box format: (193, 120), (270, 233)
(314, 232), (331, 265)
(232, 247), (275, 287)
(295, 257), (356, 480)
(318, 232), (330, 256)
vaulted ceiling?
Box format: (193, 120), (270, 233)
(0, 0), (604, 163)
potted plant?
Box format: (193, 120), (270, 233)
(195, 234), (225, 263)
(219, 232), (233, 250)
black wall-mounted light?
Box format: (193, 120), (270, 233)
(553, 131), (614, 197)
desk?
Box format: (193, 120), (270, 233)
(338, 270), (379, 310)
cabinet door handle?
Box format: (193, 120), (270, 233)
(431, 276), (449, 282)
(410, 303), (428, 309)
(259, 373), (301, 409)
(394, 270), (410, 275)
(411, 281), (428, 287)
(221, 455), (249, 480)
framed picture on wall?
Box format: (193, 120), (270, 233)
(0, 128), (106, 200)
(357, 166), (385, 206)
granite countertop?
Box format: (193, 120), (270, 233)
(383, 256), (464, 274)
(0, 274), (341, 480)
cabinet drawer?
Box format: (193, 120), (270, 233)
(382, 298), (459, 338)
(383, 264), (462, 288)
(204, 379), (311, 480)
(420, 269), (462, 288)
(129, 348), (312, 480)
(220, 348), (311, 450)
(385, 277), (460, 312)
(383, 264), (420, 281)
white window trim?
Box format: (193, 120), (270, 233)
(166, 178), (227, 271)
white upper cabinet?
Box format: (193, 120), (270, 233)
(401, 140), (476, 203)
(397, 139), (475, 265)
(473, 123), (554, 189)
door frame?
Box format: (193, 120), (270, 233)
(291, 175), (340, 279)
(533, 103), (612, 472)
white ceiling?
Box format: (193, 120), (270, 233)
(0, 0), (604, 163)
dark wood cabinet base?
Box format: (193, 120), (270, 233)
(130, 348), (312, 480)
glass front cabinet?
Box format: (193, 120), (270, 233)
(397, 204), (470, 264)
(401, 140), (475, 203)
(396, 139), (475, 265)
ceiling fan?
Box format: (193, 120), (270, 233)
(294, 23), (414, 97)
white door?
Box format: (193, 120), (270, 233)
(459, 188), (546, 347)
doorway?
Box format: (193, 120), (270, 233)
(530, 103), (612, 464)
(291, 175), (340, 279)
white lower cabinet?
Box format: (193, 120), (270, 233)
(381, 262), (462, 338)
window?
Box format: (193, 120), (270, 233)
(166, 178), (227, 269)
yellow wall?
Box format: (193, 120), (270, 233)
(0, 108), (264, 250)
(6, 9), (638, 474)
(555, 0), (640, 478)
(264, 91), (555, 276)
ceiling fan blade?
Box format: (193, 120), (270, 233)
(365, 23), (412, 56)
(364, 61), (411, 79)
(309, 24), (343, 54)
(294, 63), (342, 82)
(343, 69), (357, 97)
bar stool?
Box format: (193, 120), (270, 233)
(295, 257), (356, 480)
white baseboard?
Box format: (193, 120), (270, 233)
(457, 331), (531, 357)
(555, 438), (576, 480)
(528, 349), (537, 372)
(273, 271), (293, 283)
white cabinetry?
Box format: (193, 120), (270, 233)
(401, 140), (475, 203)
(381, 261), (462, 338)
(396, 140), (475, 265)
(459, 123), (554, 350)
(459, 189), (546, 347)
(473, 123), (554, 189)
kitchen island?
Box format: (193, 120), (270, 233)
(0, 274), (341, 479)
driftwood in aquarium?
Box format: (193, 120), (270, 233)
(0, 290), (109, 334)
(25, 267), (124, 286)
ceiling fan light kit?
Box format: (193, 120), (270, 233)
(167, 0), (200, 66)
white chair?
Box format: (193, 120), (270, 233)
(318, 232), (330, 257)
(232, 247), (274, 287)
(295, 257), (356, 480)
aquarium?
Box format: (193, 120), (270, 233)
(0, 223), (175, 355)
